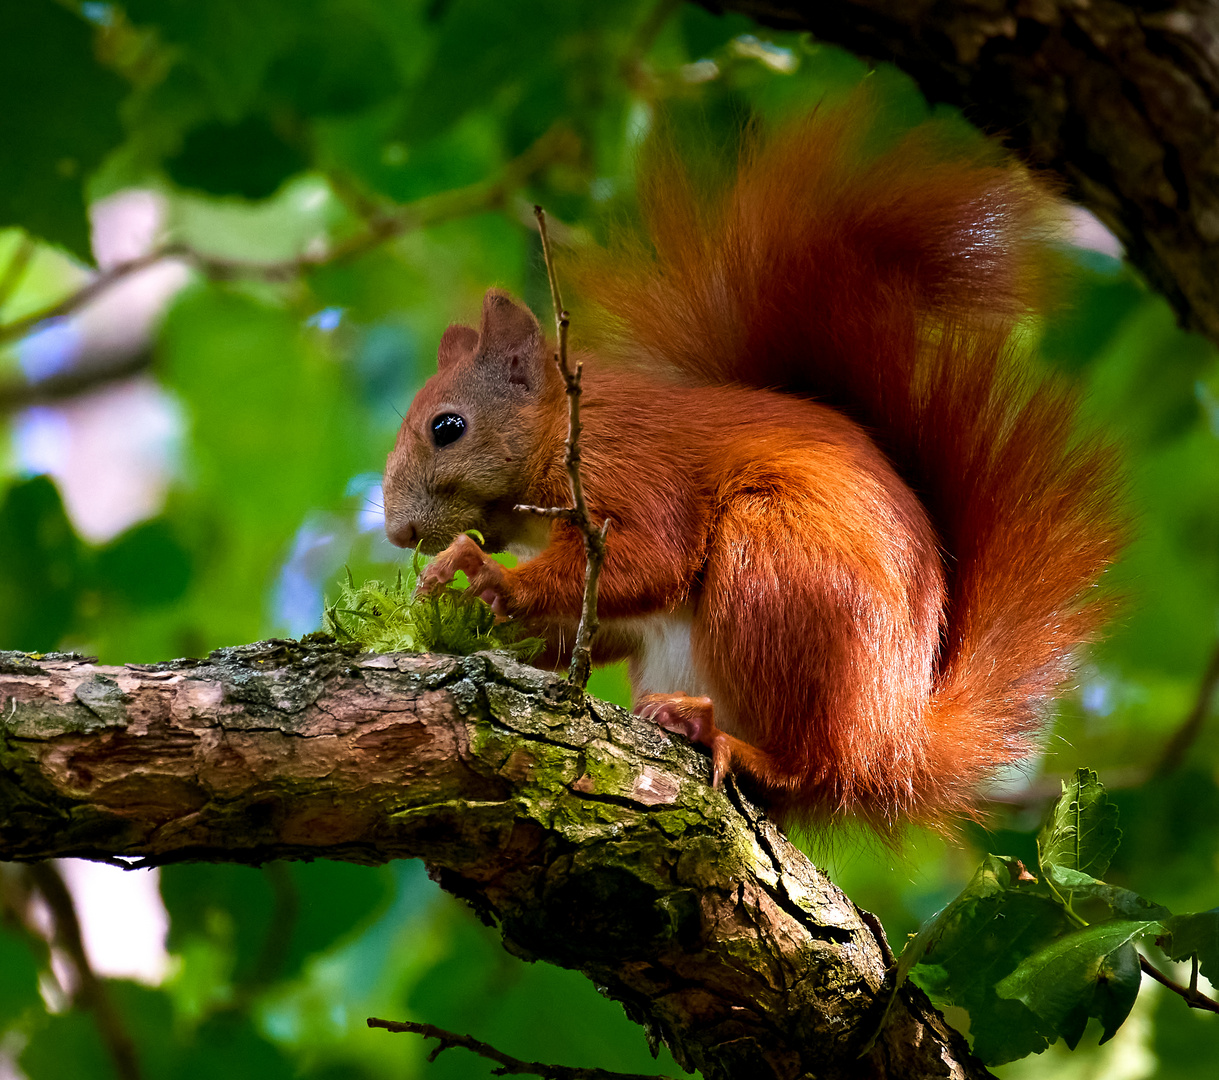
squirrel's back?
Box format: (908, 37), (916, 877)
(568, 100), (1126, 830)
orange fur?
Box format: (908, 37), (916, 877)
(383, 101), (1125, 834)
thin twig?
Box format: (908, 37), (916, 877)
(367, 1018), (671, 1080)
(523, 205), (610, 693)
(0, 125), (578, 347)
(1155, 639), (1219, 776)
(1138, 953), (1219, 1014)
(27, 863), (143, 1080)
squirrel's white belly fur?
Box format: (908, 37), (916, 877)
(512, 539), (738, 735)
(617, 609), (742, 737)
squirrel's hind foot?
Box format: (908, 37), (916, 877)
(635, 692), (805, 793)
(635, 693), (737, 788)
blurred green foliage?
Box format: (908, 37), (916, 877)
(0, 1), (1216, 1078)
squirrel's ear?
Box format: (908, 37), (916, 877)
(437, 323), (478, 369)
(477, 289), (544, 391)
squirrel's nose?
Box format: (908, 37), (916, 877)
(387, 520), (420, 549)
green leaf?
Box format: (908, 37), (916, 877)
(123, 0), (293, 120)
(163, 861), (393, 990)
(0, 1), (126, 257)
(127, 283), (368, 655)
(19, 1008), (115, 1080)
(996, 919), (1160, 1048)
(23, 981), (300, 1080)
(322, 567), (542, 658)
(903, 854), (1073, 1065)
(283, 861), (395, 977)
(0, 476), (83, 651)
(161, 863), (278, 987)
(178, 1012), (300, 1080)
(1161, 909), (1219, 985)
(1038, 768), (1122, 879)
(263, 3), (402, 118)
(1043, 864), (1171, 923)
(0, 931), (42, 1024)
(400, 0), (573, 145)
(94, 519), (193, 608)
(678, 4), (756, 58)
(166, 114), (309, 199)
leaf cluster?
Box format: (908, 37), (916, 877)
(896, 770), (1219, 1064)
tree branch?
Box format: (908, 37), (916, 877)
(26, 862), (143, 1080)
(1155, 638), (1219, 776)
(708, 0), (1219, 348)
(0, 124), (579, 348)
(1138, 953), (1219, 1015)
(0, 641), (990, 1080)
(0, 351), (153, 414)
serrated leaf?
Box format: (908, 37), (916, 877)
(321, 567), (541, 659)
(1044, 864), (1171, 922)
(996, 919), (1159, 1047)
(1162, 909), (1219, 985)
(1039, 768), (1121, 879)
(902, 854), (1073, 1065)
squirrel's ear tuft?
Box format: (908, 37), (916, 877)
(438, 323), (478, 369)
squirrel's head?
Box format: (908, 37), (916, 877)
(382, 289), (563, 554)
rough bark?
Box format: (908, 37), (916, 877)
(0, 641), (989, 1080)
(705, 0), (1219, 347)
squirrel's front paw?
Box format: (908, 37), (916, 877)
(416, 534), (509, 617)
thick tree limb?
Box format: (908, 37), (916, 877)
(707, 0), (1219, 347)
(0, 641), (988, 1080)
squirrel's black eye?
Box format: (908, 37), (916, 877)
(431, 413), (466, 448)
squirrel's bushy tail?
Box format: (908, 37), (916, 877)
(569, 99), (1125, 825)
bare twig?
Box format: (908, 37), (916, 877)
(1138, 953), (1219, 1015)
(1155, 640), (1219, 776)
(27, 863), (143, 1080)
(367, 1018), (671, 1080)
(0, 125), (578, 348)
(521, 206), (610, 693)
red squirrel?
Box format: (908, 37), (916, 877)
(381, 103), (1124, 832)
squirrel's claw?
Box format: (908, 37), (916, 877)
(635, 693), (733, 787)
(416, 534), (508, 614)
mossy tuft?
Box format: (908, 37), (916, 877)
(322, 563), (542, 660)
